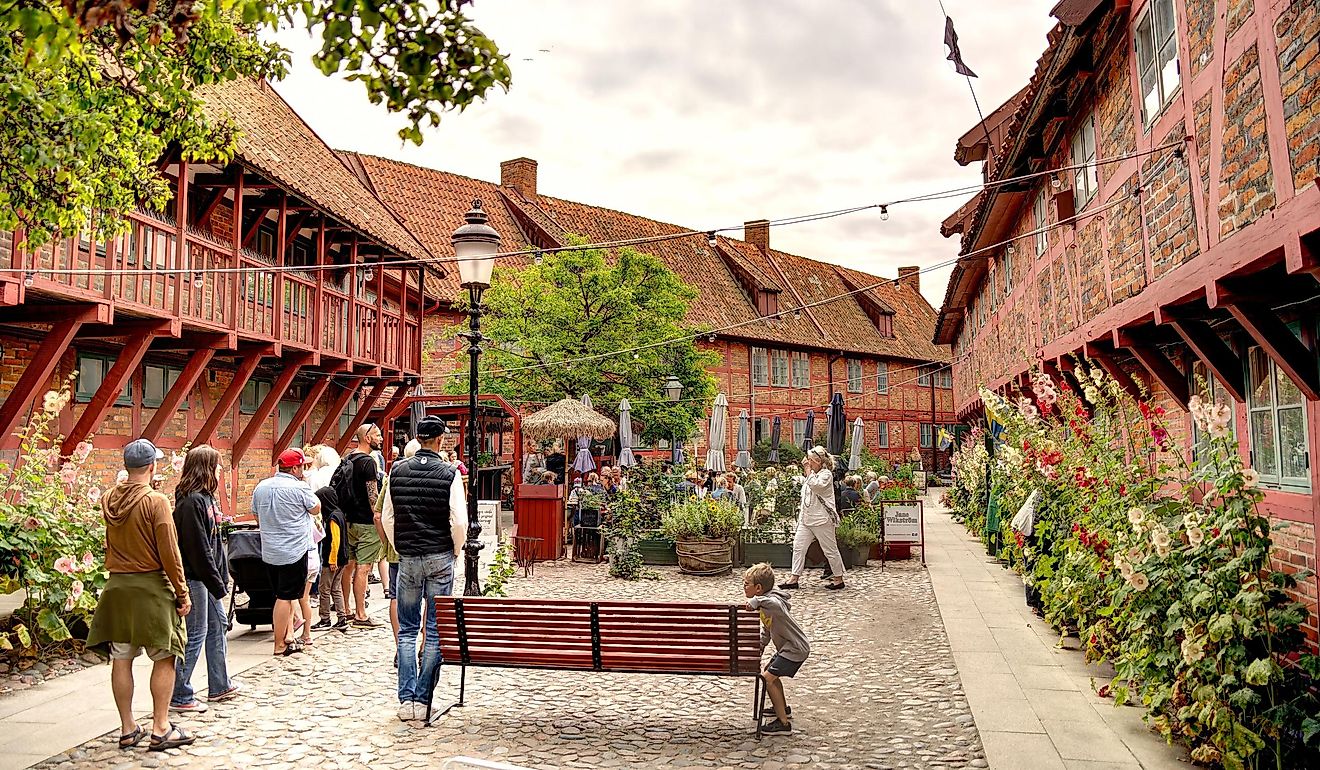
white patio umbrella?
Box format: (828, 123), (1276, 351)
(572, 394), (598, 474)
(705, 393), (728, 473)
(734, 409), (752, 469)
(848, 417), (865, 470)
(617, 398), (637, 468)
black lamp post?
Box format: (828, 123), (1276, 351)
(452, 199), (501, 596)
(663, 375), (684, 466)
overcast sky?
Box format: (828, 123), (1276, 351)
(270, 1), (1056, 308)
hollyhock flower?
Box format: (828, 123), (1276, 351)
(54, 556), (76, 575)
(171, 453), (185, 473)
(1242, 469), (1260, 488)
(1186, 527), (1204, 546)
(22, 516), (40, 531)
(64, 595), (76, 612)
(87, 486), (101, 505)
(1151, 529), (1171, 549)
(1126, 546), (1143, 563)
(1183, 511), (1201, 529)
(1151, 426), (1169, 449)
(1127, 507), (1146, 526)
(69, 579), (84, 601)
(1188, 395), (1204, 418)
(1208, 405), (1232, 437)
(73, 441), (93, 463)
(59, 463), (78, 484)
(42, 390), (63, 413)
(1181, 637), (1205, 664)
(1128, 573), (1150, 591)
(1155, 544), (1171, 558)
(82, 552), (95, 569)
(1083, 386), (1099, 404)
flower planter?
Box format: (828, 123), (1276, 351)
(841, 544), (871, 568)
(636, 536), (678, 566)
(741, 540), (793, 568)
(674, 537), (735, 576)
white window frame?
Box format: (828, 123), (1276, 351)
(920, 423), (933, 449)
(751, 347), (769, 387)
(1246, 347), (1311, 494)
(1033, 189), (1049, 256)
(771, 350), (789, 387)
(877, 421), (889, 448)
(792, 418), (807, 446)
(1071, 114), (1098, 209)
(846, 359), (863, 393)
(877, 361), (889, 393)
(917, 367), (932, 387)
(1135, 0), (1180, 127)
(791, 352), (810, 389)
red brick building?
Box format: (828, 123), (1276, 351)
(340, 154), (956, 468)
(0, 79), (438, 510)
(934, 1), (1320, 630)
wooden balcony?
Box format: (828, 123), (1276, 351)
(7, 208), (422, 375)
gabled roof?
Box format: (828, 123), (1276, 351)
(195, 79), (435, 268)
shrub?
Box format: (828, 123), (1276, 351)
(661, 497), (742, 541)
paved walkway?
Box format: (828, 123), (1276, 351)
(924, 495), (1189, 770)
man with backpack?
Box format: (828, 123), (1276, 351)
(331, 423), (387, 629)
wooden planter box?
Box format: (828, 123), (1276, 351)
(636, 536), (678, 566)
(741, 540), (793, 568)
(675, 537), (735, 576)
(870, 542), (913, 560)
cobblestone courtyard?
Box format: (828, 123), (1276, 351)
(37, 559), (984, 770)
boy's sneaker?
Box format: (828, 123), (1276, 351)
(310, 619), (331, 631)
(762, 719), (791, 734)
(333, 617), (352, 632)
(169, 700), (208, 714)
(397, 702), (416, 722)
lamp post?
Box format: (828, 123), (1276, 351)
(663, 375), (684, 466)
(452, 199), (501, 596)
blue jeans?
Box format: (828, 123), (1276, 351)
(396, 552), (455, 705)
(172, 579), (233, 704)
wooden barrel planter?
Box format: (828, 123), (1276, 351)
(675, 537), (735, 576)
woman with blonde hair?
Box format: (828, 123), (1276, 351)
(779, 446), (845, 590)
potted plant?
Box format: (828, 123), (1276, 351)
(660, 497), (742, 575)
(835, 519), (877, 568)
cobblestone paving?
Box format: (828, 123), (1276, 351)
(39, 559), (984, 769)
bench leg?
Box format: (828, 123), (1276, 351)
(754, 676), (765, 739)
(424, 664), (468, 726)
(459, 664), (467, 706)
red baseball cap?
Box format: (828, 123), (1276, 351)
(277, 448), (309, 468)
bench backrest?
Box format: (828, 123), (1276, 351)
(434, 597), (762, 676)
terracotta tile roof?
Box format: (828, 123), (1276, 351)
(195, 79), (433, 266)
(342, 155), (950, 364)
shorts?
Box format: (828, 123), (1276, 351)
(266, 558), (309, 601)
(306, 550), (321, 582)
(766, 653), (803, 678)
(348, 523), (385, 564)
(109, 643), (174, 662)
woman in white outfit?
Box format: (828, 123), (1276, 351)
(780, 446), (845, 590)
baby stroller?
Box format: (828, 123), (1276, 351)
(225, 526), (275, 631)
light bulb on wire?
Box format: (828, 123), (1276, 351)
(879, 205), (889, 221)
(24, 271), (34, 287)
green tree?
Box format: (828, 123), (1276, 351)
(453, 240), (719, 445)
(1, 0), (511, 245)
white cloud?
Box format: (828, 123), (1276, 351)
(269, 0), (1056, 308)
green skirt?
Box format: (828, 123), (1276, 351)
(86, 572), (186, 659)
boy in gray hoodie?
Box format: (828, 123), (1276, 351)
(743, 562), (810, 733)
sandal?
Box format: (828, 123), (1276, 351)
(149, 723), (195, 752)
(299, 636), (314, 646)
(275, 641), (304, 657)
(118, 725), (146, 749)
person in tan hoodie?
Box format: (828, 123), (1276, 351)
(87, 439), (195, 752)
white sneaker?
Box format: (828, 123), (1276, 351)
(397, 702), (416, 722)
(410, 701), (430, 721)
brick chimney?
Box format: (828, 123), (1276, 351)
(744, 219), (770, 252)
(500, 157), (538, 199)
(898, 266), (920, 293)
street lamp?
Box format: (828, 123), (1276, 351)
(452, 199), (501, 596)
(663, 375), (684, 466)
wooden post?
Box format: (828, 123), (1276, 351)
(230, 171), (243, 332)
(173, 160), (188, 317)
(271, 376), (330, 462)
(374, 253), (385, 367)
(313, 215), (326, 351)
(274, 193), (287, 346)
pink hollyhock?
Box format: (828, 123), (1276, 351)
(54, 556), (76, 575)
(59, 463), (78, 484)
(73, 441), (93, 462)
(87, 486), (101, 505)
(82, 552), (95, 569)
(171, 453), (185, 473)
(22, 516), (40, 531)
(69, 579), (84, 601)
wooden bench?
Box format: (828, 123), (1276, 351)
(428, 597), (769, 735)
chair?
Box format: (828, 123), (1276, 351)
(572, 507), (604, 563)
(511, 536), (543, 577)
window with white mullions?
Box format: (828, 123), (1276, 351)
(877, 361), (889, 394)
(1071, 114), (1098, 208)
(751, 347), (769, 387)
(792, 418), (807, 446)
(1246, 347), (1310, 494)
(917, 367), (932, 387)
(1033, 190), (1049, 256)
(1136, 0), (1180, 126)
(920, 423), (933, 449)
(846, 359), (863, 393)
(1190, 360), (1238, 460)
(771, 350), (789, 387)
(877, 421), (889, 448)
(791, 352), (810, 389)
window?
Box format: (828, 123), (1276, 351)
(75, 353), (133, 405)
(240, 378), (273, 414)
(1246, 347), (1310, 493)
(1191, 360), (1237, 456)
(935, 369), (952, 389)
(877, 362), (889, 393)
(1071, 114), (1098, 208)
(142, 364), (183, 409)
(754, 418), (771, 444)
(339, 395), (359, 436)
(920, 423), (934, 449)
(256, 225), (276, 258)
(1033, 190), (1049, 255)
(278, 402), (306, 447)
(751, 347), (769, 387)
(917, 367), (932, 387)
(846, 359), (863, 393)
(792, 418), (807, 447)
(771, 350), (789, 387)
(791, 352), (810, 389)
(1136, 0), (1179, 125)
(877, 421), (889, 448)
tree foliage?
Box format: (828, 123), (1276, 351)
(1, 0), (511, 244)
(453, 240), (719, 445)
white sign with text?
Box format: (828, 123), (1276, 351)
(883, 501), (922, 542)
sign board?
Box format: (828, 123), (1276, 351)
(883, 501), (922, 541)
(456, 501), (503, 588)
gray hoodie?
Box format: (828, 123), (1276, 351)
(748, 588), (810, 663)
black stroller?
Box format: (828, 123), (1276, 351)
(225, 526), (275, 631)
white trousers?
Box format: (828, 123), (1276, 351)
(791, 521), (846, 578)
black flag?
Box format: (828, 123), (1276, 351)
(944, 16), (978, 78)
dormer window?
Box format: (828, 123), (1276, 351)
(757, 289), (780, 317)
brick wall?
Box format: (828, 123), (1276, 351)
(1218, 44), (1277, 237)
(1186, 0), (1216, 77)
(1276, 0), (1320, 194)
(1144, 123), (1201, 279)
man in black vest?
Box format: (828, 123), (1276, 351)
(388, 416), (466, 722)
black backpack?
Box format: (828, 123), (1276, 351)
(329, 456), (359, 513)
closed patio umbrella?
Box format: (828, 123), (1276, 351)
(617, 398), (637, 468)
(826, 392), (846, 455)
(768, 416), (782, 462)
(705, 393), (728, 473)
(572, 394), (599, 474)
(734, 409), (752, 469)
(848, 417), (864, 470)
(801, 410), (816, 451)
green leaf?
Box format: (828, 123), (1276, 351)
(1242, 657), (1280, 686)
(14, 623), (31, 648)
(36, 608), (71, 642)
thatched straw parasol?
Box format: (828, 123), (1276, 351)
(522, 398), (617, 442)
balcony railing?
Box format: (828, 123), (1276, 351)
(9, 209), (421, 373)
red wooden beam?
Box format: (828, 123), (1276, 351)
(1087, 349), (1145, 402)
(196, 187), (228, 230)
(231, 353), (310, 465)
(240, 206), (273, 251)
(271, 376), (331, 462)
(1160, 314), (1247, 403)
(61, 323), (169, 454)
(1222, 300), (1320, 401)
(1117, 331), (1190, 409)
(192, 345), (272, 446)
(308, 378), (362, 446)
(141, 346), (216, 442)
(374, 382), (412, 436)
(0, 313), (96, 444)
(334, 379), (390, 454)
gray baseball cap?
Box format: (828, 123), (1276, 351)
(123, 439), (161, 469)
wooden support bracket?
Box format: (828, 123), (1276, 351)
(1221, 300), (1320, 401)
(1159, 312), (1248, 403)
(61, 323), (170, 454)
(231, 353), (311, 466)
(334, 379), (390, 454)
(308, 378), (363, 446)
(1087, 346), (1146, 402)
(271, 376), (331, 463)
(192, 344), (273, 447)
(0, 314), (96, 445)
(141, 347), (217, 442)
(1116, 330), (1190, 408)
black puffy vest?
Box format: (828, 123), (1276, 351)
(389, 450), (456, 557)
